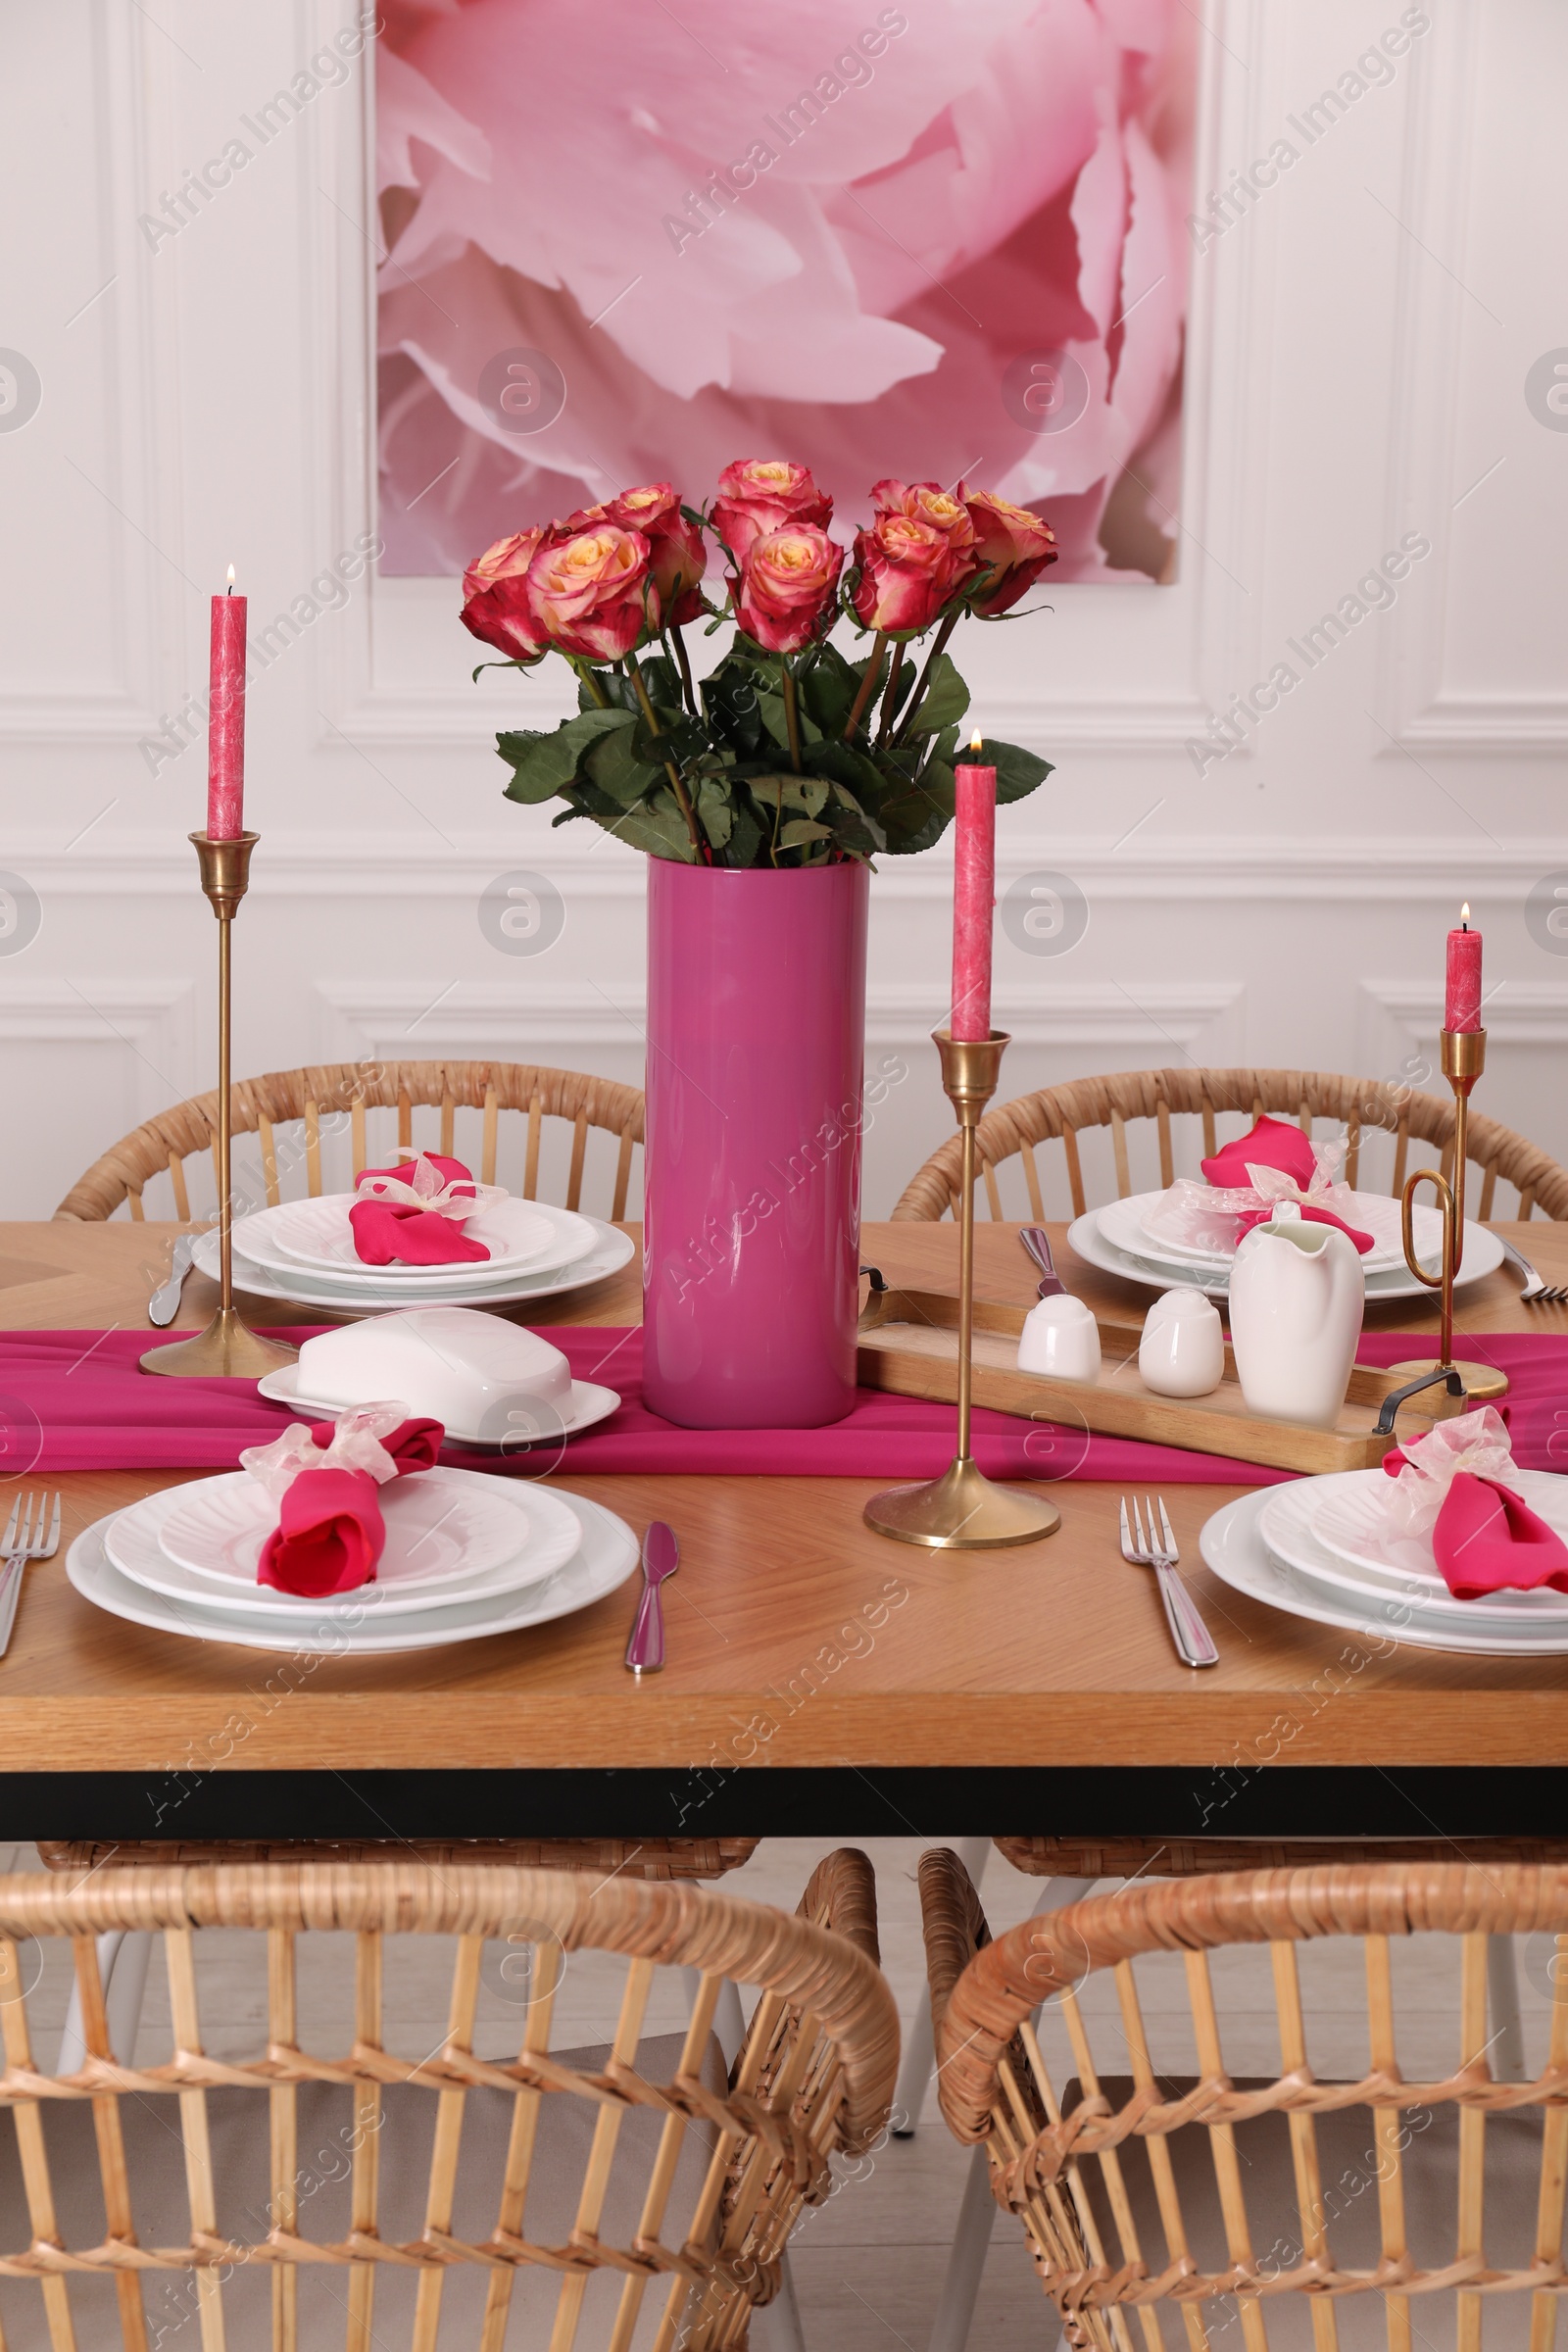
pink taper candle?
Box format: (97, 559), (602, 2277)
(207, 567), (247, 840)
(951, 729), (997, 1041)
(1445, 904), (1482, 1032)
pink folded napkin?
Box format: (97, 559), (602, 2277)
(1202, 1115), (1376, 1254)
(239, 1405), (443, 1598)
(1201, 1114), (1317, 1191)
(1381, 1405), (1568, 1600)
(350, 1152), (492, 1268)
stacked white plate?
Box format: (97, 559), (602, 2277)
(1200, 1470), (1568, 1654)
(197, 1193), (636, 1314)
(1069, 1189), (1504, 1302)
(67, 1467), (639, 1654)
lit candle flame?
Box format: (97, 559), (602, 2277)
(969, 729), (983, 752)
(1461, 902), (1470, 925)
(225, 564), (235, 593)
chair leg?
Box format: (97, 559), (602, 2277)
(893, 1836), (992, 2138)
(928, 2144), (1000, 2352)
(57, 1929), (154, 2073)
(926, 1878), (1097, 2352)
(751, 2246), (808, 2352)
(1488, 1932), (1527, 2080)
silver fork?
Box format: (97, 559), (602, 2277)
(1120, 1494), (1219, 1669)
(0, 1493), (61, 1659)
(1496, 1237), (1568, 1305)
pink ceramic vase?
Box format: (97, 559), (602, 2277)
(642, 859), (869, 1428)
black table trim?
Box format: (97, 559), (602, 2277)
(4, 1768), (1566, 1843)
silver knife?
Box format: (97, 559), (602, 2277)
(147, 1232), (198, 1328)
(625, 1522), (679, 1674)
(1020, 1225), (1068, 1298)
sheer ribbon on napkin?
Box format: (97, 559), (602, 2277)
(1142, 1117), (1377, 1257)
(350, 1152), (507, 1267)
(239, 1401), (444, 1596)
(1380, 1405), (1568, 1600)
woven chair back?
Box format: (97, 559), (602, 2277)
(891, 1066), (1568, 1226)
(0, 1854), (894, 2352)
(924, 1855), (1568, 2352)
(53, 1060), (646, 1226)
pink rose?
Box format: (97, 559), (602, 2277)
(607, 483), (708, 626)
(711, 459), (832, 564)
(460, 527), (551, 662)
(871, 479), (979, 561)
(733, 524), (844, 655)
(963, 490), (1058, 616)
(523, 524), (659, 661)
(850, 512), (968, 639)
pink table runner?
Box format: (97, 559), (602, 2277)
(3, 1328), (1563, 1485)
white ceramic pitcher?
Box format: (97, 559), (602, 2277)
(1227, 1205), (1364, 1428)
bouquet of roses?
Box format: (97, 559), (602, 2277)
(461, 459), (1057, 868)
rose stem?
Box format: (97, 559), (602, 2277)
(628, 659), (709, 863)
(873, 641), (906, 746)
(891, 609), (961, 747)
(669, 622), (699, 718)
(571, 659), (612, 709)
(780, 661), (804, 773)
(842, 633), (888, 740)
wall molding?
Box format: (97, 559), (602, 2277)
(1377, 0), (1567, 751)
(6, 830), (1564, 903)
(0, 978), (195, 1112)
(1362, 978), (1568, 1048)
(314, 975), (1246, 1059)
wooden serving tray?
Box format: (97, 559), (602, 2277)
(857, 1287), (1463, 1476)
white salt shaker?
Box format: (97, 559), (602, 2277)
(1139, 1289), (1225, 1397)
(1017, 1294), (1101, 1383)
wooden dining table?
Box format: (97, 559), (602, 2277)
(0, 1214), (1565, 1844)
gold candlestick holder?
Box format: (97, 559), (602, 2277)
(1383, 1025), (1507, 1408)
(142, 832), (298, 1379)
(864, 1029), (1061, 1548)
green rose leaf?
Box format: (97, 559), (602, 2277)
(498, 709), (634, 805)
(990, 739), (1054, 804)
(900, 652), (969, 739)
(583, 716), (663, 807)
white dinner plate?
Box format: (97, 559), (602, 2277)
(1261, 1469), (1568, 1622)
(255, 1365), (622, 1450)
(237, 1196), (600, 1286)
(1258, 1474), (1568, 1624)
(103, 1482), (572, 1621)
(1115, 1189), (1439, 1274)
(1068, 1205), (1504, 1302)
(1200, 1489), (1568, 1654)
(154, 1464), (579, 1595)
(71, 1491), (639, 1654)
(195, 1219), (636, 1314)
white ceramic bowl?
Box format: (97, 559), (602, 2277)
(293, 1307), (573, 1432)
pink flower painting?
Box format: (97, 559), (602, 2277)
(376, 0), (1196, 581)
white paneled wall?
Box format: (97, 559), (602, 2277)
(1, 0), (1564, 1221)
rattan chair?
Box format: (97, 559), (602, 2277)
(902, 1834), (1568, 2352)
(53, 1059), (645, 1225)
(891, 1066), (1568, 1225)
(920, 1852), (1568, 2352)
(0, 1850), (895, 2351)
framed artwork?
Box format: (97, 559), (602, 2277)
(376, 0), (1196, 583)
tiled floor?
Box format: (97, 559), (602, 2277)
(2, 1838), (1553, 2350)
